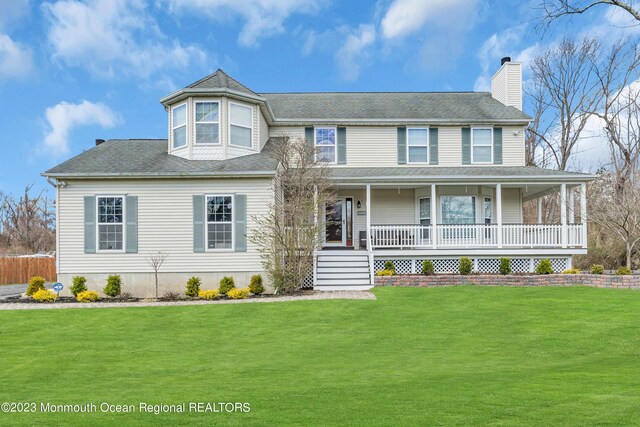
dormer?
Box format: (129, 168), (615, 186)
(160, 70), (273, 160)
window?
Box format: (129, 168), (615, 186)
(441, 196), (476, 224)
(206, 195), (233, 249)
(172, 103), (187, 149)
(483, 197), (492, 224)
(419, 197), (431, 226)
(97, 196), (124, 251)
(472, 128), (493, 163)
(195, 101), (219, 145)
(230, 103), (253, 148)
(407, 128), (429, 163)
(315, 127), (336, 163)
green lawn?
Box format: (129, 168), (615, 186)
(1, 286), (639, 426)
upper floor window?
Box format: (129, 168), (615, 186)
(315, 127), (336, 163)
(97, 196), (124, 251)
(230, 103), (253, 148)
(472, 128), (493, 163)
(195, 101), (219, 145)
(407, 128), (429, 163)
(172, 103), (187, 149)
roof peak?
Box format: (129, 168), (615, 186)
(185, 69), (257, 96)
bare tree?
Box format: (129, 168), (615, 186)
(146, 251), (168, 298)
(0, 186), (55, 254)
(589, 171), (640, 268)
(250, 136), (334, 294)
(541, 0), (640, 25)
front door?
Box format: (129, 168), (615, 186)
(325, 199), (347, 246)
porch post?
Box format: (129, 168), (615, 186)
(580, 183), (587, 248)
(431, 183), (437, 249)
(560, 183), (568, 248)
(496, 183), (503, 248)
(366, 184), (374, 284)
(568, 188), (575, 224)
(537, 197), (543, 224)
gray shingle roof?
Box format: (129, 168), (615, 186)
(43, 139), (279, 178)
(187, 69), (258, 97)
(260, 92), (531, 123)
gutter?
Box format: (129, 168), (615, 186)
(329, 174), (598, 182)
(41, 171), (277, 179)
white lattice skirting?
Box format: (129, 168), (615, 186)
(374, 257), (569, 274)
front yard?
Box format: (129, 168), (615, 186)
(1, 286), (639, 426)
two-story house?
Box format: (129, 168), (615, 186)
(44, 59), (595, 295)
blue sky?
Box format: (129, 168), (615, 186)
(0, 0), (632, 197)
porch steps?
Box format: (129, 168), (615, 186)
(315, 251), (373, 291)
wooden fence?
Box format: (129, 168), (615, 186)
(0, 257), (56, 285)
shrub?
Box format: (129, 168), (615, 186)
(375, 269), (394, 276)
(249, 275), (264, 295)
(617, 266), (632, 275)
(219, 276), (235, 295)
(536, 259), (553, 275)
(198, 289), (220, 300)
(591, 264), (605, 275)
(185, 276), (201, 297)
(459, 257), (472, 275)
(421, 260), (434, 275)
(227, 287), (250, 299)
(103, 275), (122, 297)
(162, 291), (181, 300)
(70, 276), (87, 296)
(26, 276), (46, 296)
(32, 289), (57, 303)
(119, 291), (133, 300)
(383, 260), (395, 272)
(562, 268), (580, 274)
(76, 290), (99, 302)
(499, 258), (511, 275)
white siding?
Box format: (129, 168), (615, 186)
(343, 127), (397, 167)
(58, 178), (274, 274)
(259, 109), (269, 149)
(371, 189), (416, 224)
(502, 188), (522, 223)
(438, 127), (462, 166)
(269, 126), (306, 140)
(502, 126), (526, 166)
(491, 62), (522, 110)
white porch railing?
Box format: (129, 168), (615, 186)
(369, 223), (585, 249)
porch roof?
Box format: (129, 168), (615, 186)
(328, 166), (596, 183)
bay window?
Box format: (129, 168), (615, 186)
(407, 128), (429, 163)
(315, 127), (336, 163)
(97, 196), (124, 251)
(230, 103), (253, 148)
(207, 195), (233, 249)
(172, 103), (187, 148)
(195, 101), (219, 145)
(472, 128), (493, 163)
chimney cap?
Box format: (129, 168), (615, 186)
(501, 56), (511, 66)
(95, 139), (105, 146)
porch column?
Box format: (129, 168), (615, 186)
(580, 183), (588, 248)
(366, 184), (374, 284)
(431, 183), (437, 249)
(496, 183), (503, 248)
(537, 197), (543, 224)
(560, 183), (568, 248)
(568, 188), (575, 224)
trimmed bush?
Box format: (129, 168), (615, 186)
(617, 266), (632, 275)
(499, 258), (511, 275)
(32, 289), (57, 303)
(536, 259), (553, 275)
(70, 276), (87, 297)
(103, 275), (122, 297)
(591, 264), (605, 275)
(383, 260), (395, 272)
(26, 276), (46, 296)
(185, 276), (201, 298)
(375, 269), (394, 276)
(198, 289), (220, 300)
(76, 290), (99, 302)
(227, 288), (250, 299)
(219, 276), (235, 295)
(421, 260), (435, 276)
(562, 268), (580, 274)
(249, 275), (264, 295)
(459, 257), (472, 275)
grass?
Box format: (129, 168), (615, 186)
(1, 286), (639, 426)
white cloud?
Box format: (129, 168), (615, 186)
(335, 24), (376, 81)
(43, 100), (119, 154)
(0, 34), (32, 81)
(164, 0), (325, 48)
(0, 0), (30, 31)
(42, 0), (206, 79)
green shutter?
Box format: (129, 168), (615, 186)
(193, 195), (205, 253)
(429, 127), (439, 165)
(461, 127), (471, 165)
(125, 195), (138, 253)
(397, 127), (407, 164)
(493, 127), (503, 164)
(234, 194), (247, 252)
(305, 127), (314, 162)
(337, 127), (346, 164)
(84, 196), (96, 254)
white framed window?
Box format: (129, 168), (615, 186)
(195, 101), (220, 145)
(97, 196), (124, 252)
(229, 103), (253, 148)
(471, 127), (493, 163)
(483, 197), (492, 224)
(315, 127), (336, 163)
(441, 196), (476, 224)
(419, 197), (431, 226)
(206, 195), (233, 250)
(407, 128), (429, 164)
(172, 103), (187, 149)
